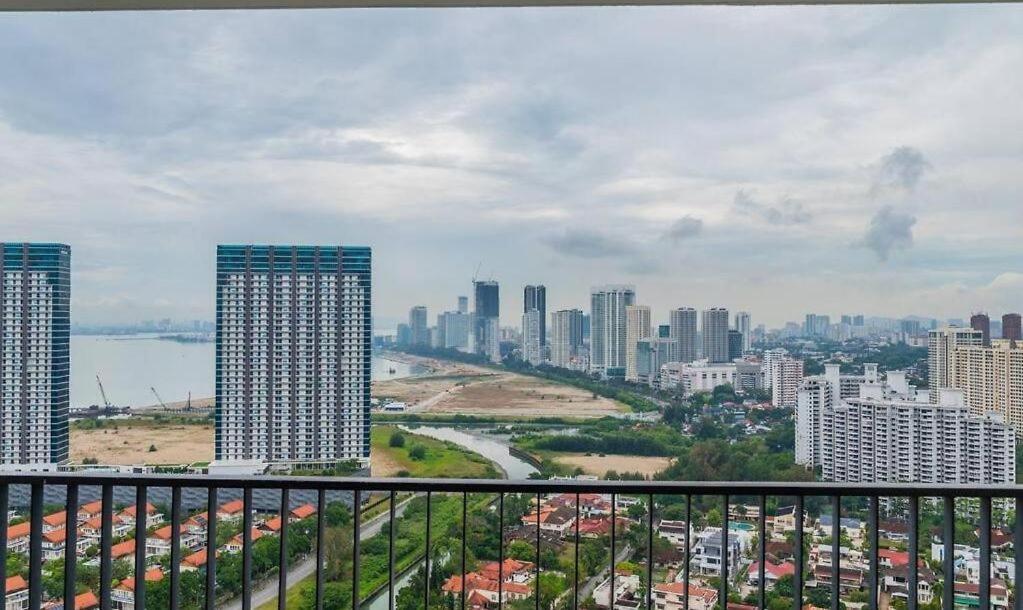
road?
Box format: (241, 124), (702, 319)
(220, 496), (414, 610)
(578, 543), (634, 602)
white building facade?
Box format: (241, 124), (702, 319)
(215, 245), (372, 467)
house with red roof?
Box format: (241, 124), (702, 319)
(181, 547), (212, 572)
(43, 510), (68, 532)
(746, 560), (795, 588)
(112, 569), (164, 609)
(520, 505), (576, 536)
(652, 582), (718, 610)
(290, 504), (317, 520)
(117, 503), (162, 529)
(442, 572), (532, 609)
(146, 523), (201, 559)
(224, 527), (264, 553)
(7, 522), (31, 555)
(5, 575), (28, 610)
(77, 501), (103, 524)
(476, 559), (534, 585)
(217, 500), (245, 522)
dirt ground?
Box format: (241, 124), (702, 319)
(71, 423), (214, 465)
(373, 353), (626, 419)
(554, 454), (673, 477)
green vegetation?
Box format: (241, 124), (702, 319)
(515, 419), (689, 457)
(71, 413), (212, 430)
(372, 426), (500, 479)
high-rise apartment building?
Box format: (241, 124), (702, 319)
(734, 311), (752, 352)
(521, 309), (543, 366)
(457, 296), (468, 314)
(590, 285), (635, 379)
(669, 308), (698, 364)
(727, 330), (743, 361)
(796, 363), (882, 467)
(803, 313), (831, 337)
(952, 340), (1023, 435)
(0, 243), (70, 468)
(970, 312), (991, 346)
(438, 309), (471, 350)
(523, 285), (547, 348)
(474, 280), (500, 363)
(215, 245), (371, 466)
(701, 308), (730, 363)
(770, 355), (804, 407)
(821, 385), (1014, 485)
(625, 305), (652, 382)
(1003, 313), (1021, 345)
(635, 338), (675, 386)
(550, 309), (584, 370)
(409, 305), (429, 346)
(928, 326), (983, 403)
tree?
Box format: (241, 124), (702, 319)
(390, 432), (406, 448)
(324, 502), (352, 528)
(409, 445), (427, 461)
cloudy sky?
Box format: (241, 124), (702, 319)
(1, 4), (1021, 329)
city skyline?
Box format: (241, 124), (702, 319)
(1, 5), (1021, 327)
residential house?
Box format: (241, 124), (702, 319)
(520, 505), (576, 537)
(691, 528), (741, 578)
(224, 528), (263, 553)
(6, 523), (30, 555)
(882, 565), (935, 605)
(442, 572), (531, 609)
(181, 548), (210, 572)
(77, 502), (103, 524)
(217, 500), (245, 523)
(4, 575), (28, 610)
(290, 504), (317, 520)
(652, 582), (718, 610)
(594, 573), (641, 609)
(112, 569), (163, 610)
(954, 581), (1010, 609)
(477, 559), (534, 585)
(747, 561), (795, 589)
(656, 520), (689, 549)
(117, 504), (162, 530)
(42, 511), (68, 533)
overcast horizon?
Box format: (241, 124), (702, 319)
(1, 5), (1021, 328)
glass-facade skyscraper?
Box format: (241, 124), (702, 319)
(0, 243), (70, 467)
(215, 245), (371, 466)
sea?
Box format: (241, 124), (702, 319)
(70, 333), (421, 409)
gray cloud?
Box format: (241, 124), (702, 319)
(664, 215), (703, 242)
(859, 205), (917, 261)
(542, 229), (635, 259)
(733, 190), (812, 225)
(872, 146), (931, 194)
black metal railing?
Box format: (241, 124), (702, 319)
(0, 474), (1020, 610)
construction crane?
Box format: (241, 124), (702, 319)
(150, 387), (168, 409)
(95, 374), (112, 408)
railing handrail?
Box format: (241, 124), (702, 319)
(2, 472), (1022, 496)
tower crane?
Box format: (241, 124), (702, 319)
(95, 374), (112, 408)
(150, 387), (168, 409)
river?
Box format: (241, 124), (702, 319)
(70, 333), (424, 408)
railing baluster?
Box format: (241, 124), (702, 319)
(206, 486), (218, 610)
(1015, 496), (1022, 610)
(794, 495), (803, 610)
(134, 485), (148, 610)
(353, 489), (361, 610)
(831, 495), (839, 610)
(388, 490), (395, 610)
(496, 492), (502, 610)
(463, 491), (469, 610)
(909, 496), (918, 610)
(316, 488), (326, 610)
(535, 491), (541, 610)
(646, 493), (653, 610)
(0, 484), (7, 601)
(611, 492), (617, 610)
(943, 497), (954, 610)
(243, 487), (253, 610)
(64, 483), (78, 610)
(721, 494), (728, 610)
(29, 481), (42, 610)
(279, 487), (290, 610)
(426, 491), (433, 610)
(574, 493), (580, 610)
(869, 497), (878, 610)
(171, 485), (182, 610)
(758, 495), (766, 610)
(100, 484), (113, 610)
(684, 494), (691, 610)
(980, 496), (991, 610)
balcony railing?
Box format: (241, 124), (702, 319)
(0, 474), (1019, 610)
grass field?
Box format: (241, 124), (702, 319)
(370, 425), (501, 479)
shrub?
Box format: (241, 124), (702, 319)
(389, 431), (405, 448)
(409, 445), (427, 461)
